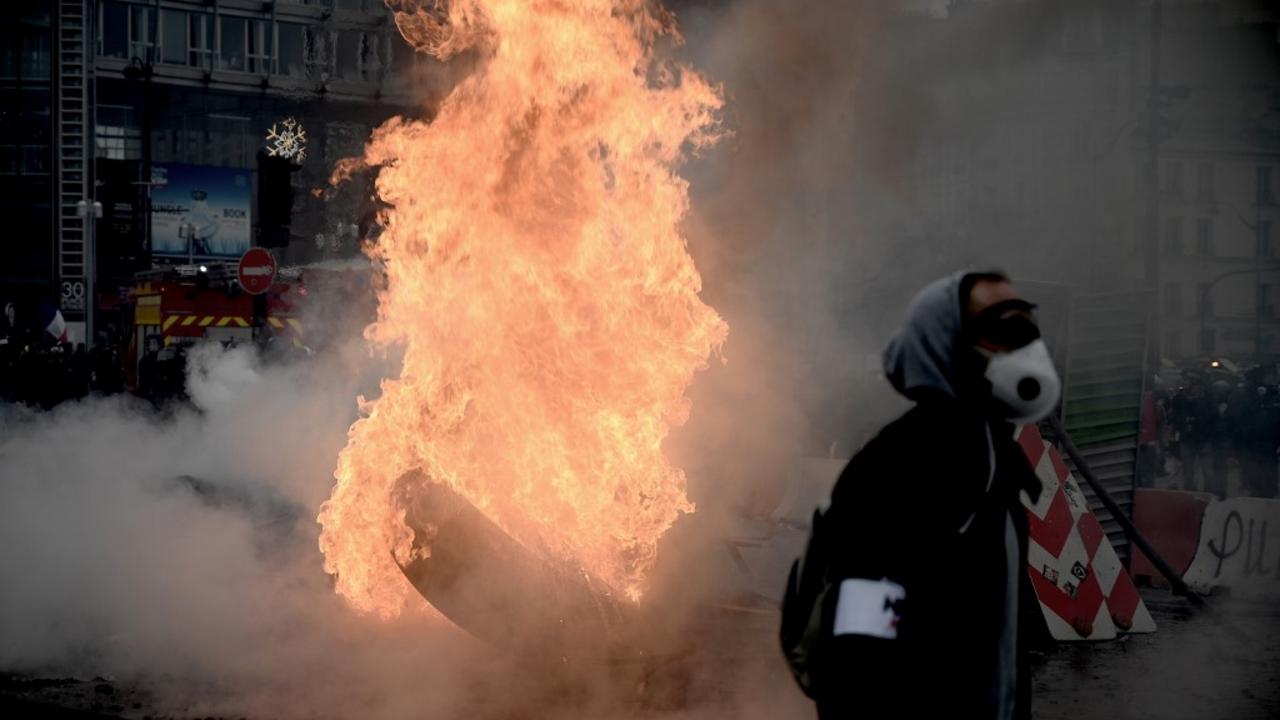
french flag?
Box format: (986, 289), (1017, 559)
(38, 303), (68, 342)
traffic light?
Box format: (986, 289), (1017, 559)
(257, 150), (299, 247)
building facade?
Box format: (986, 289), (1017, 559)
(873, 0), (1279, 365)
(0, 2), (56, 327)
(1, 0), (429, 344)
(1153, 0), (1280, 362)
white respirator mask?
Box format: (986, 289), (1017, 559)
(982, 339), (1061, 424)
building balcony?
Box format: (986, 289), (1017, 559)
(93, 56), (416, 105)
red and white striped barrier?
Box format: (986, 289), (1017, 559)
(1015, 425), (1157, 640)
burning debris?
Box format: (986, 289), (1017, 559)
(317, 0), (729, 624)
(394, 469), (651, 659)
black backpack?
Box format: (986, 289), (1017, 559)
(779, 508), (836, 698)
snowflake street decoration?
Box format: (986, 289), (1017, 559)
(265, 117), (308, 162)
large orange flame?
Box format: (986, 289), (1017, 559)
(316, 0), (728, 618)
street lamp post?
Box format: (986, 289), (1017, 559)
(75, 199), (103, 348)
(1209, 198), (1266, 357)
(1144, 0), (1163, 374)
(122, 56), (154, 277)
(1198, 266), (1280, 357)
(1253, 172), (1265, 358)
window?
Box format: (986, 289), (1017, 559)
(96, 105), (141, 160)
(9, 25), (49, 80)
(99, 1), (128, 59)
(1196, 218), (1213, 256)
(14, 94), (51, 146)
(336, 30), (360, 80)
(19, 145), (50, 174)
(248, 19), (271, 74)
(1261, 167), (1275, 204)
(1164, 282), (1182, 317)
(360, 33), (383, 82)
(189, 12), (213, 69)
(1163, 217), (1182, 256)
(1196, 161), (1214, 200)
(305, 27), (334, 78)
(1162, 160), (1183, 198)
(1263, 285), (1275, 320)
(16, 25), (50, 80)
(1165, 331), (1182, 357)
(219, 16), (246, 71)
(159, 10), (186, 65)
(1261, 220), (1274, 258)
(1192, 285), (1208, 319)
(276, 23), (305, 76)
(129, 5), (154, 61)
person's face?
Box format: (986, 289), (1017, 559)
(964, 279), (1039, 354)
(962, 277), (1060, 422)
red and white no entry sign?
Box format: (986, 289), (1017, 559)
(238, 247), (277, 295)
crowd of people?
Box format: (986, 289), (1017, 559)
(1142, 362), (1280, 499)
(1, 326), (311, 412)
(0, 330), (127, 409)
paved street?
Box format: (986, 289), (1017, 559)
(3, 588), (1276, 720)
(1032, 592), (1280, 720)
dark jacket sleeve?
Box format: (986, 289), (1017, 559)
(812, 439), (917, 719)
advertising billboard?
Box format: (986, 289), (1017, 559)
(151, 164), (252, 259)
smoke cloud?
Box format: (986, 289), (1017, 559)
(0, 341), (502, 718)
(667, 0), (916, 523)
(0, 1), (998, 717)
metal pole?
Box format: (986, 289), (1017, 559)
(76, 199), (101, 348)
(143, 63), (153, 273)
(85, 201), (94, 348)
(1145, 0), (1163, 368)
(1199, 287), (1206, 352)
(1255, 171), (1264, 357)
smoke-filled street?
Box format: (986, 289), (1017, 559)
(2, 589), (1277, 719)
(2, 1), (1279, 718)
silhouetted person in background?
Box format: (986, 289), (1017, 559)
(1199, 380), (1233, 498)
(1170, 379), (1205, 491)
(137, 337), (161, 405)
(783, 271), (1059, 720)
(71, 342), (91, 399)
(1239, 383), (1279, 498)
(89, 338), (123, 395)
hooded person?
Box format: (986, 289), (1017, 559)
(781, 271), (1055, 720)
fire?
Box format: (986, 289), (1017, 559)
(317, 0), (727, 618)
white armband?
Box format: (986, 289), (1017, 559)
(833, 577), (905, 640)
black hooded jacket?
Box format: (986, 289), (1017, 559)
(789, 273), (1045, 719)
(811, 399), (1042, 718)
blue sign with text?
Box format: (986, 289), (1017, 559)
(151, 164), (252, 259)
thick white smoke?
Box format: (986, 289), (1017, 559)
(0, 342), (500, 718)
(0, 2), (954, 717)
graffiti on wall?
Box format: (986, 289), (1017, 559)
(1184, 498), (1280, 597)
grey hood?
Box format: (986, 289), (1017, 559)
(882, 271), (968, 401)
